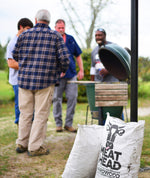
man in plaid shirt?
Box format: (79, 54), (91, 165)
(13, 9), (70, 156)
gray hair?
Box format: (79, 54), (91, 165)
(35, 9), (51, 24)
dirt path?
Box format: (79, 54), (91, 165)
(126, 107), (150, 117)
(139, 168), (150, 178)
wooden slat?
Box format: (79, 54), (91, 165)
(68, 81), (101, 84)
(95, 95), (128, 101)
(95, 90), (128, 95)
(95, 83), (128, 107)
(95, 101), (128, 107)
(95, 83), (128, 90)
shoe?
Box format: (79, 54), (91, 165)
(28, 146), (50, 156)
(16, 144), (27, 153)
(64, 126), (77, 133)
(56, 126), (63, 132)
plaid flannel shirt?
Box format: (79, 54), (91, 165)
(13, 23), (70, 90)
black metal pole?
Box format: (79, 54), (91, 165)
(130, 0), (138, 122)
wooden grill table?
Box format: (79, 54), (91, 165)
(68, 81), (128, 125)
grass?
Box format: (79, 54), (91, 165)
(0, 70), (150, 177)
(0, 102), (150, 177)
(0, 70), (14, 103)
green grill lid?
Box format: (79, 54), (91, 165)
(99, 43), (131, 80)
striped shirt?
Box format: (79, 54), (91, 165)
(13, 23), (70, 90)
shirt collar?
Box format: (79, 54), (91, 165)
(35, 23), (51, 30)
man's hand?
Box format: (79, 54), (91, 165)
(7, 58), (19, 70)
(77, 70), (84, 80)
(99, 68), (109, 77)
(60, 72), (66, 78)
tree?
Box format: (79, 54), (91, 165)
(60, 0), (112, 49)
(0, 43), (7, 70)
(138, 56), (150, 81)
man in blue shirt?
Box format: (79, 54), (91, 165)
(53, 19), (84, 133)
(6, 18), (33, 125)
(13, 10), (70, 156)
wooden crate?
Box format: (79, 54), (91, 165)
(95, 83), (128, 107)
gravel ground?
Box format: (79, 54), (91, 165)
(124, 107), (150, 120)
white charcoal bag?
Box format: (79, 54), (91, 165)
(95, 113), (145, 178)
(62, 124), (104, 178)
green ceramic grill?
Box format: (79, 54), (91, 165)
(99, 43), (131, 80)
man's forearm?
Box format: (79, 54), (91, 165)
(7, 58), (19, 70)
(76, 56), (84, 72)
(76, 55), (84, 80)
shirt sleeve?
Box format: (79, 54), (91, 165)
(73, 38), (82, 57)
(6, 36), (17, 60)
(67, 35), (82, 57)
(12, 38), (21, 62)
(90, 66), (96, 75)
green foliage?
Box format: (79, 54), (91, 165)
(81, 48), (92, 81)
(128, 80), (150, 100)
(0, 70), (14, 104)
(138, 56), (150, 81)
(138, 81), (150, 98)
(77, 48), (92, 102)
(141, 73), (150, 81)
(0, 43), (7, 70)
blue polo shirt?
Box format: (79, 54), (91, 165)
(64, 34), (82, 79)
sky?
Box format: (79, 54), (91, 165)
(0, 0), (149, 57)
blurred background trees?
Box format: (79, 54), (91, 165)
(0, 41), (150, 102)
(0, 43), (7, 70)
(59, 0), (113, 49)
(138, 56), (150, 81)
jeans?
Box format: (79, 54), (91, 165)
(13, 85), (20, 124)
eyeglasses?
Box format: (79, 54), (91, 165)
(96, 28), (106, 35)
